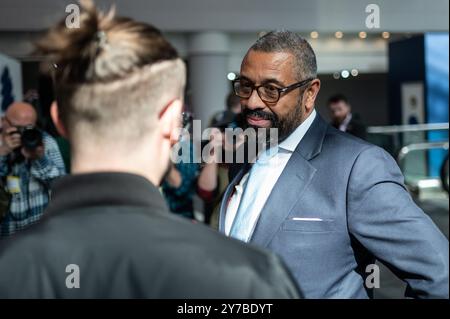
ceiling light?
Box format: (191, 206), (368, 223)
(310, 31), (319, 39)
(335, 31), (344, 39)
(227, 72), (236, 81)
(341, 70), (350, 78)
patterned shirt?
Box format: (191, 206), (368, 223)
(161, 141), (199, 219)
(0, 132), (66, 236)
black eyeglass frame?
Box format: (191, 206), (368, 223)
(232, 77), (315, 103)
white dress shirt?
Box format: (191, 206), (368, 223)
(225, 109), (317, 240)
(339, 113), (353, 132)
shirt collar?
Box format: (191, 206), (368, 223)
(341, 112), (353, 128)
(278, 109), (317, 152)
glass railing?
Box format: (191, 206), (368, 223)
(367, 123), (449, 193)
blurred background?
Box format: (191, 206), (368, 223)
(0, 0), (448, 298)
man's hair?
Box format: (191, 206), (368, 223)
(35, 0), (186, 146)
(250, 31), (317, 81)
(328, 94), (349, 106)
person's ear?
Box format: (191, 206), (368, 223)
(50, 101), (68, 138)
(159, 98), (183, 146)
(303, 78), (321, 112)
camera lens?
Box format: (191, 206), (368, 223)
(21, 127), (43, 151)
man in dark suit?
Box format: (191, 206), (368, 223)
(220, 31), (449, 298)
(327, 94), (367, 140)
(0, 2), (300, 298)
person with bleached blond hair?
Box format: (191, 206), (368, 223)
(0, 0), (300, 299)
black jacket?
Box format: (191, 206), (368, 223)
(332, 114), (367, 140)
(0, 172), (300, 298)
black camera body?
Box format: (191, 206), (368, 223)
(11, 126), (43, 151)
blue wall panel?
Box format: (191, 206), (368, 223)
(425, 33), (449, 177)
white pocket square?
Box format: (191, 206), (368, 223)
(291, 217), (323, 221)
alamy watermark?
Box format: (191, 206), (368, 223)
(365, 4), (381, 29)
(65, 4), (80, 29)
(365, 264), (380, 289)
(63, 262), (380, 290)
(170, 120), (279, 164)
(66, 3), (381, 30)
(65, 264), (80, 289)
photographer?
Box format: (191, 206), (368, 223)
(197, 110), (244, 227)
(0, 102), (66, 236)
(161, 138), (200, 220)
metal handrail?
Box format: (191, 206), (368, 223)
(368, 123), (449, 134)
(397, 141), (449, 164)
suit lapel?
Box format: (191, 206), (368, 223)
(249, 152), (316, 247)
(249, 114), (329, 247)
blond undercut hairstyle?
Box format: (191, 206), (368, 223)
(35, 0), (186, 147)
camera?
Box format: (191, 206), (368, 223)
(10, 126), (43, 151)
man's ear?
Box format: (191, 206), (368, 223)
(304, 78), (321, 112)
(50, 101), (68, 138)
(159, 98), (183, 145)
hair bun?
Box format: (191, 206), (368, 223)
(36, 0), (178, 83)
(35, 0), (115, 82)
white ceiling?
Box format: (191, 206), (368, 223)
(0, 0), (448, 32)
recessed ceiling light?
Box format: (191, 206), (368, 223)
(310, 31), (319, 39)
(335, 31), (344, 39)
(227, 72), (236, 81)
(341, 70), (350, 78)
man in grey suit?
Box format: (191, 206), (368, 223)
(220, 31), (449, 298)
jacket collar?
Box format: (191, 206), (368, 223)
(278, 109), (317, 152)
(47, 172), (167, 215)
(294, 112), (328, 161)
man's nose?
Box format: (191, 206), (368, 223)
(245, 89), (265, 110)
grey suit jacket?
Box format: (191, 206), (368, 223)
(220, 113), (449, 298)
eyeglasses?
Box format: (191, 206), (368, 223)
(232, 77), (314, 103)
